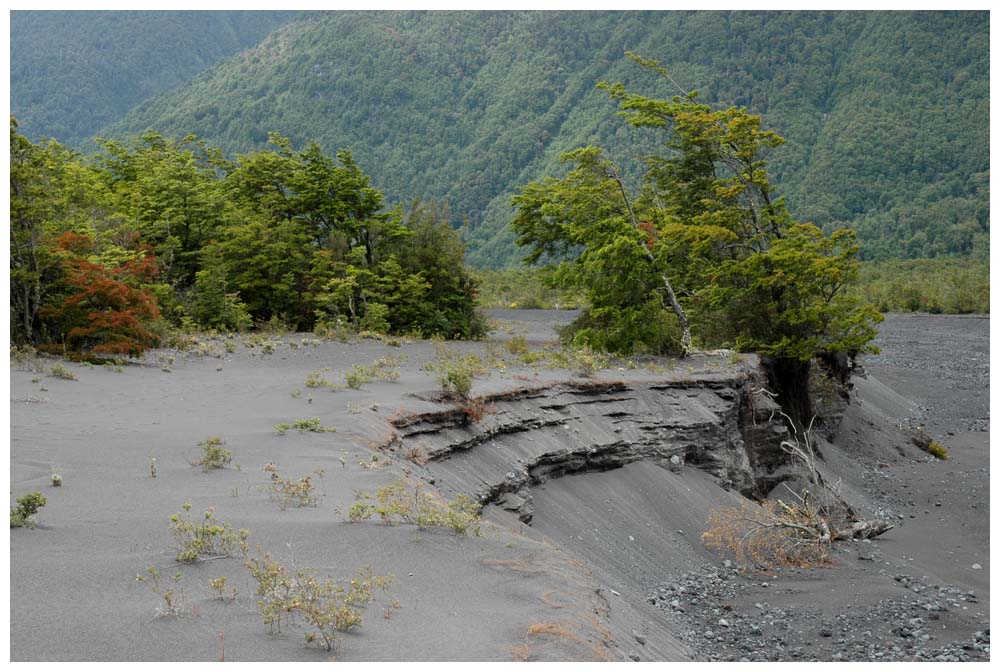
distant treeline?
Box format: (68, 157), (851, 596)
(848, 258), (989, 315)
(477, 260), (989, 315)
(10, 118), (484, 358)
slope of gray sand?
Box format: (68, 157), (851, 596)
(9, 311), (990, 661)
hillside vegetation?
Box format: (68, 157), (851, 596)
(10, 10), (295, 146)
(86, 11), (989, 266)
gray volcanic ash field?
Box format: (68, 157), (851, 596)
(9, 312), (989, 661)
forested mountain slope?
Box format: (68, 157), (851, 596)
(22, 11), (990, 266)
(10, 10), (295, 146)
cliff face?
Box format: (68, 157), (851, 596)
(388, 367), (792, 523)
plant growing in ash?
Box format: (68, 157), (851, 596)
(262, 464), (325, 510)
(245, 547), (393, 652)
(136, 566), (185, 617)
(192, 437), (233, 471)
(349, 478), (482, 536)
(10, 491), (46, 528)
(169, 504), (250, 562)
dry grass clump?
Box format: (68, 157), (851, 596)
(403, 441), (431, 465)
(702, 497), (833, 567)
(457, 396), (493, 423)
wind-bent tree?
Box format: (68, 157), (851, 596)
(512, 54), (882, 422)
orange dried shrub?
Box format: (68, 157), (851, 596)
(702, 498), (832, 568)
(43, 232), (162, 358)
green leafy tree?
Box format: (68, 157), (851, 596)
(513, 54), (882, 422)
(97, 132), (229, 287)
(511, 147), (688, 355)
(189, 246), (253, 331)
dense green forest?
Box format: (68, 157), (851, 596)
(66, 10), (989, 267)
(10, 10), (294, 146)
(9, 118), (484, 358)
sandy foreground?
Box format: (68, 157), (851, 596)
(8, 311), (990, 661)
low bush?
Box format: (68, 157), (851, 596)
(193, 437), (233, 471)
(349, 478), (481, 536)
(429, 345), (485, 397)
(169, 504), (250, 562)
(209, 575), (238, 602)
(10, 491), (46, 528)
(305, 369), (334, 389)
(48, 363), (77, 380)
(295, 417), (335, 433)
(136, 567), (185, 617)
(263, 464), (324, 510)
(344, 365), (371, 390)
(245, 548), (393, 652)
(927, 441), (949, 460)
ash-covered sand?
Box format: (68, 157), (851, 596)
(9, 311), (989, 661)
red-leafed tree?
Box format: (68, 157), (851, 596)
(42, 232), (162, 358)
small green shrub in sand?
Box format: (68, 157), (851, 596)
(263, 464), (324, 510)
(274, 422), (292, 436)
(349, 478), (482, 536)
(344, 365), (371, 390)
(505, 334), (529, 356)
(136, 567), (185, 617)
(305, 369), (335, 389)
(169, 504), (250, 563)
(245, 547), (393, 652)
(429, 345), (485, 397)
(928, 441), (949, 460)
(48, 363), (77, 380)
(10, 491), (46, 528)
(209, 575), (238, 602)
(345, 357), (401, 389)
(193, 437), (233, 471)
(295, 417), (335, 433)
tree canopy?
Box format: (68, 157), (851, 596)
(512, 54), (884, 419)
(10, 117), (485, 358)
